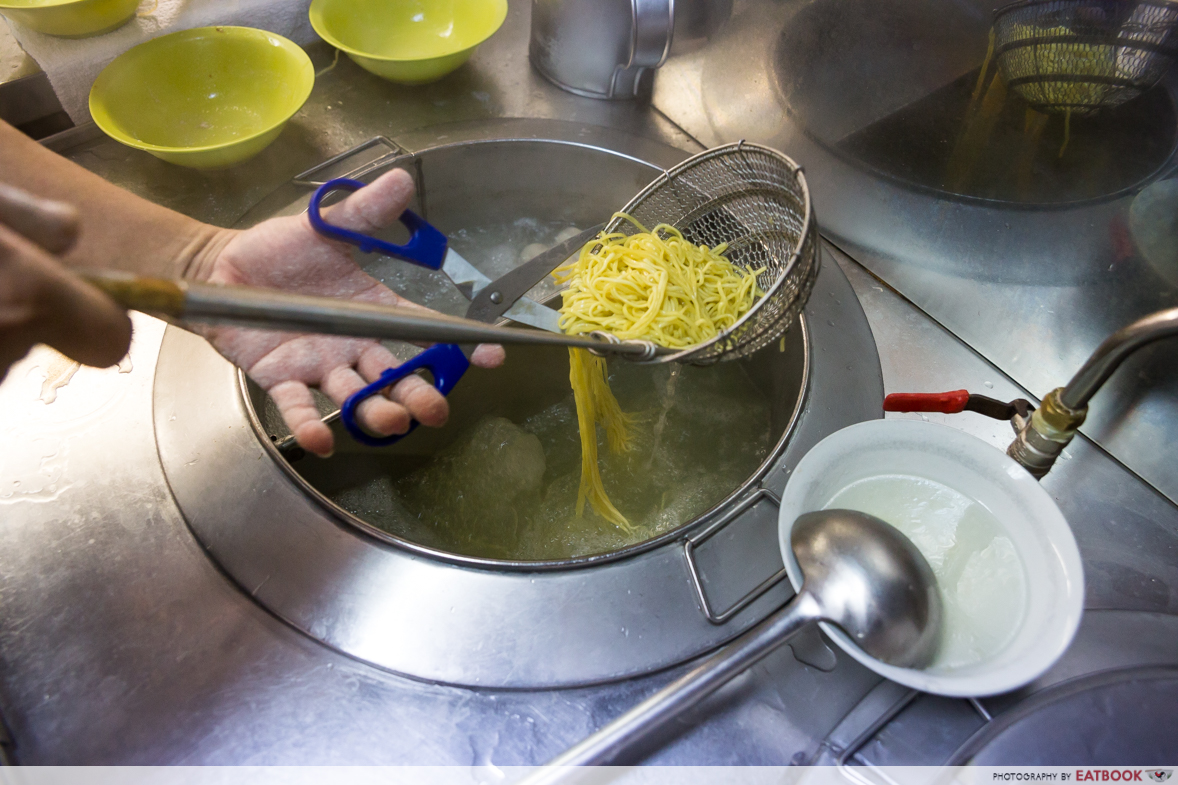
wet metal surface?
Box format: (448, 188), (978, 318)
(651, 0), (1178, 507)
(46, 0), (699, 229)
(2, 254), (1176, 764)
(3, 0), (1177, 766)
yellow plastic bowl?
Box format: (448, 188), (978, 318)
(309, 0), (507, 84)
(0, 0), (139, 38)
(89, 26), (314, 169)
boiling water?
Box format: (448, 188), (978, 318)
(330, 218), (776, 559)
(826, 475), (1028, 669)
(360, 217), (581, 316)
(332, 361), (774, 561)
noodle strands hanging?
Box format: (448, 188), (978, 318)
(557, 214), (764, 528)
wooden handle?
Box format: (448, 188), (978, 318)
(80, 272), (187, 316)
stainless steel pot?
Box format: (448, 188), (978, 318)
(151, 122), (884, 688)
(529, 0), (674, 99)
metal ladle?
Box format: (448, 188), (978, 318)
(519, 509), (942, 782)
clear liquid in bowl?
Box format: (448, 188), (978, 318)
(826, 474), (1028, 669)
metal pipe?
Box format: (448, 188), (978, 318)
(1059, 306), (1178, 410)
(1008, 306), (1178, 478)
(82, 272), (671, 360)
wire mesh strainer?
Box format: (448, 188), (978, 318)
(603, 141), (819, 365)
(993, 0), (1178, 116)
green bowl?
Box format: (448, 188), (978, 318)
(309, 0), (507, 84)
(0, 0), (139, 38)
(89, 26), (314, 169)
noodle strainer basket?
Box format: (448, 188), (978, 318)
(605, 140), (819, 365)
(992, 0), (1178, 116)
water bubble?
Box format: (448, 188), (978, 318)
(328, 360), (773, 560)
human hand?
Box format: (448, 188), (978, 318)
(0, 183), (132, 382)
(189, 168), (505, 457)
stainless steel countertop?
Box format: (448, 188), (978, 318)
(43, 0), (698, 227)
(3, 0), (1178, 766)
(3, 250), (1176, 765)
(42, 0), (1178, 509)
(650, 0), (1178, 508)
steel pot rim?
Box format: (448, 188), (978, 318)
(237, 314), (811, 573)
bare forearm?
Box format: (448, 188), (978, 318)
(0, 120), (232, 280)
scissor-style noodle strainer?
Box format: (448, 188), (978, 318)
(87, 142), (819, 447)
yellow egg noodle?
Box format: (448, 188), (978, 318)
(555, 213), (764, 529)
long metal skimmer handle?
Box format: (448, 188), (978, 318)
(518, 592), (821, 784)
(81, 272), (669, 360)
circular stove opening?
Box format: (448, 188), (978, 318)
(245, 333), (806, 567)
(154, 128), (885, 688)
(238, 136), (810, 568)
(773, 0), (1177, 205)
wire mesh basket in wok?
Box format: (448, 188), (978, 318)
(992, 0), (1178, 116)
(602, 141), (819, 365)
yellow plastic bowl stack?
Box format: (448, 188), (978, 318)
(309, 0), (507, 84)
(89, 26), (315, 169)
(0, 0), (139, 38)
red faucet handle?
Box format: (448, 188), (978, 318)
(883, 390), (970, 414)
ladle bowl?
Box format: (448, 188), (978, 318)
(527, 509), (942, 773)
(792, 509), (942, 669)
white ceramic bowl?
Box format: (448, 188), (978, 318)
(778, 419), (1084, 697)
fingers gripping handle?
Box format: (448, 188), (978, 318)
(340, 343), (471, 447)
(883, 390), (970, 414)
(308, 177), (448, 270)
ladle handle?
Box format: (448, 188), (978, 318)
(522, 592), (822, 781)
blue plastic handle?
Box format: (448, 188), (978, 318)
(340, 343), (471, 447)
(308, 177), (449, 271)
